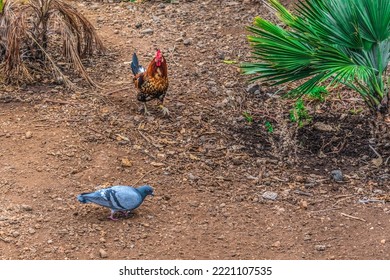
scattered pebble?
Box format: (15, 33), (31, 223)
(330, 170), (343, 182)
(189, 201), (199, 207)
(140, 28), (154, 35)
(262, 191), (278, 201)
(25, 131), (32, 139)
(315, 245), (326, 251)
(299, 200), (308, 210)
(188, 173), (199, 181)
(21, 205), (33, 211)
(99, 248), (108, 259)
(183, 38), (192, 46)
(246, 83), (260, 94)
(303, 234), (312, 241)
(313, 122), (335, 132)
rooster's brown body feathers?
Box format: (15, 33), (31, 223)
(131, 50), (169, 114)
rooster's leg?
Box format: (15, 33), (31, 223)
(141, 103), (150, 115)
(158, 104), (170, 116)
(157, 95), (169, 116)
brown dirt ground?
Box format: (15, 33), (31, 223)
(0, 0), (389, 260)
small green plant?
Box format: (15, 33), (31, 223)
(265, 121), (274, 133)
(0, 0), (3, 13)
(290, 98), (311, 127)
(223, 60), (238, 64)
(308, 86), (328, 102)
(350, 107), (364, 115)
(242, 111), (254, 124)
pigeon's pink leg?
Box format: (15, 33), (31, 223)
(117, 211), (132, 217)
(108, 210), (119, 221)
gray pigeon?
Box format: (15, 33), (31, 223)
(77, 185), (154, 220)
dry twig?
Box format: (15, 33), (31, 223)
(132, 168), (159, 186)
(340, 212), (366, 222)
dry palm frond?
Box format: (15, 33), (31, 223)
(0, 0), (105, 88)
(0, 0), (32, 83)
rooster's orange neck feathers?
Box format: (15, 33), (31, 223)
(146, 51), (168, 78)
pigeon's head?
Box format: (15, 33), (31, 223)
(137, 185), (154, 198)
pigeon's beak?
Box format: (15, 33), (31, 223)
(151, 192), (155, 197)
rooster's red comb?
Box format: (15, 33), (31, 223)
(156, 49), (162, 58)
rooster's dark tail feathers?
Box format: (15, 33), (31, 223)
(131, 53), (144, 75)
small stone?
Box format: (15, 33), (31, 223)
(206, 80), (216, 87)
(313, 122), (335, 132)
(12, 231), (20, 237)
(189, 201), (199, 207)
(188, 173), (199, 181)
(183, 39), (192, 46)
(135, 23), (142, 29)
(315, 245), (326, 251)
(21, 205), (33, 211)
(272, 241), (281, 247)
(330, 170), (343, 182)
(299, 200), (308, 210)
(28, 228), (36, 235)
(141, 28), (154, 35)
(210, 87), (218, 93)
(303, 234), (312, 241)
(99, 248), (108, 258)
(262, 191), (278, 201)
(25, 131), (32, 139)
(381, 239), (386, 244)
(121, 158), (132, 167)
(246, 83), (260, 94)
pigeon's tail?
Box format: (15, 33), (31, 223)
(77, 194), (88, 203)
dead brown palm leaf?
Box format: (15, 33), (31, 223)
(0, 0), (105, 88)
(0, 0), (32, 83)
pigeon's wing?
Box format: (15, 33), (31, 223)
(79, 189), (118, 209)
(78, 186), (143, 211)
(109, 186), (143, 210)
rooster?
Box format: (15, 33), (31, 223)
(131, 49), (169, 115)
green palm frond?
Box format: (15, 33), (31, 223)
(242, 0), (390, 114)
